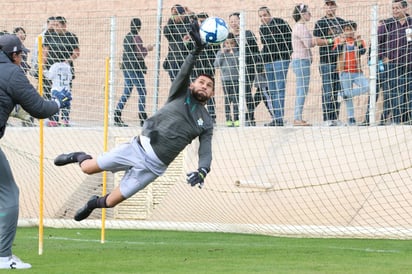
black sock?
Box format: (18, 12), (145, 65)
(87, 194), (109, 209)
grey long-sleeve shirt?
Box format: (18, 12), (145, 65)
(214, 48), (239, 82)
(142, 52), (213, 170)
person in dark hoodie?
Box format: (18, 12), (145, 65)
(0, 34), (71, 269)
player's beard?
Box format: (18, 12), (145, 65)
(192, 89), (208, 104)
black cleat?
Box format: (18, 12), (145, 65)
(54, 152), (86, 166)
(74, 195), (99, 221)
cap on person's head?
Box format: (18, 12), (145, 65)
(325, 0), (337, 3)
(0, 34), (23, 56)
(173, 4), (186, 15)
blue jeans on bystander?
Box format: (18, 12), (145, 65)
(319, 63), (341, 122)
(117, 69), (147, 114)
(265, 60), (290, 124)
(339, 72), (369, 121)
(292, 59), (311, 121)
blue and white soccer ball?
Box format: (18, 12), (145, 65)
(199, 17), (229, 45)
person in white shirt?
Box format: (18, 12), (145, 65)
(44, 58), (73, 126)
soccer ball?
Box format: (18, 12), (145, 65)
(199, 17), (229, 45)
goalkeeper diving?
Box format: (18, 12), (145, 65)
(54, 21), (214, 221)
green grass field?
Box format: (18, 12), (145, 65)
(7, 227), (412, 273)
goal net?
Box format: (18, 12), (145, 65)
(1, 1), (412, 239)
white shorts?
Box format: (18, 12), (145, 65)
(97, 136), (167, 198)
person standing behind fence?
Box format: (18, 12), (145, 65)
(214, 33), (240, 127)
(361, 20), (390, 126)
(43, 16), (79, 127)
(11, 27), (35, 126)
(378, 0), (412, 124)
(114, 18), (153, 127)
(12, 27), (30, 74)
(333, 20), (368, 126)
(30, 16), (56, 79)
(314, 0), (346, 126)
(0, 34), (71, 269)
(163, 4), (192, 82)
(250, 66), (273, 122)
(291, 4), (330, 127)
(44, 55), (73, 116)
(258, 7), (292, 127)
(229, 12), (260, 126)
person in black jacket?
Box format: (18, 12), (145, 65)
(313, 0), (346, 126)
(114, 18), (154, 127)
(258, 6), (292, 126)
(0, 34), (71, 269)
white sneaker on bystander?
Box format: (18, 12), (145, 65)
(0, 255), (32, 269)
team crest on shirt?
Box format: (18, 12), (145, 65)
(197, 118), (204, 126)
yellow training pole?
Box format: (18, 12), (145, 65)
(37, 35), (44, 255)
(101, 57), (110, 243)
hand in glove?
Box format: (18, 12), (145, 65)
(52, 88), (72, 109)
(186, 167), (209, 189)
(189, 20), (205, 54)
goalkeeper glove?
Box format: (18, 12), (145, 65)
(186, 167), (209, 189)
(52, 88), (72, 109)
(189, 21), (205, 54)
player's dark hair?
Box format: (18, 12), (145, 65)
(198, 73), (214, 84)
